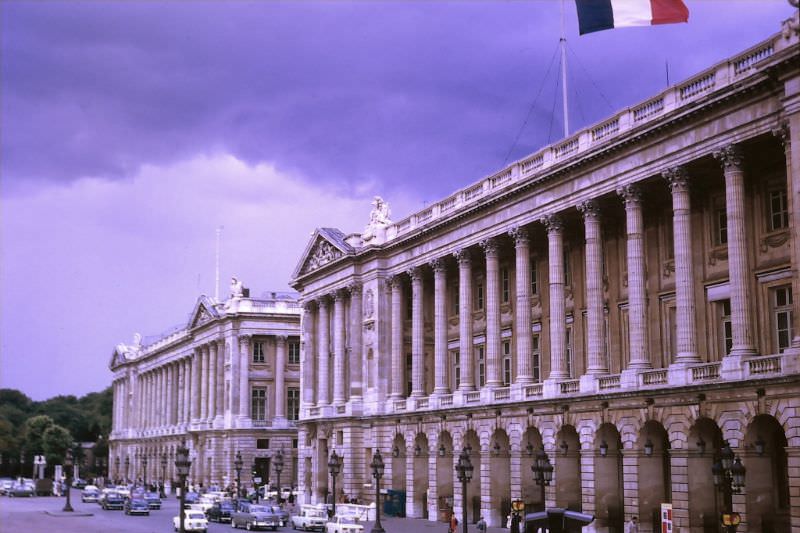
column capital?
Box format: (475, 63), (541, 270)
(577, 199), (601, 220)
(508, 226), (529, 245)
(302, 300), (317, 312)
(429, 257), (447, 273)
(771, 121), (789, 147)
(275, 335), (288, 345)
(479, 237), (500, 257)
(713, 144), (744, 170)
(616, 183), (643, 206)
(238, 334), (252, 345)
(452, 248), (471, 265)
(406, 266), (424, 281)
(332, 288), (347, 302)
(541, 213), (564, 233)
(386, 274), (403, 290)
(347, 282), (362, 296)
(662, 165), (690, 193)
(317, 294), (330, 308)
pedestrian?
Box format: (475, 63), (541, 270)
(626, 515), (639, 533)
(448, 512), (458, 533)
(477, 515), (487, 533)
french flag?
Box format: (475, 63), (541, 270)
(575, 0), (689, 35)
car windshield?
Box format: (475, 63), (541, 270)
(339, 516), (358, 524)
(187, 512), (205, 519)
(220, 504), (234, 510)
(249, 505), (269, 512)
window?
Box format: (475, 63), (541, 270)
(253, 341), (265, 363)
(532, 334), (541, 382)
(773, 286), (794, 352)
(288, 341), (300, 365)
(501, 268), (510, 303)
(256, 439), (270, 450)
(769, 188), (789, 231)
(476, 345), (485, 387)
(451, 350), (460, 390)
(565, 327), (574, 377)
(719, 300), (732, 356)
(292, 439), (298, 449)
(287, 388), (300, 421)
(251, 388), (267, 422)
(406, 353), (413, 396)
(530, 260), (538, 295)
(713, 204), (728, 246)
(476, 280), (484, 310)
(502, 341), (512, 386)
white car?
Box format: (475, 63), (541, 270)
(173, 510), (209, 532)
(291, 507), (327, 531)
(325, 515), (364, 533)
(196, 495), (216, 512)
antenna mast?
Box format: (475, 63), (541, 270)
(215, 226), (223, 301)
(560, 0), (569, 137)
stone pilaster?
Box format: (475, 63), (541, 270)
(238, 334), (251, 421)
(786, 446), (800, 532)
(430, 258), (450, 394)
(481, 238), (502, 388)
(165, 364), (173, 427)
(215, 340), (224, 419)
(183, 359), (191, 424)
(620, 450), (639, 525)
(200, 346), (209, 421)
(544, 214), (569, 379)
(408, 266), (425, 397)
(229, 334), (240, 417)
(302, 302), (317, 407)
(275, 335), (287, 419)
(668, 450), (690, 532)
(509, 227), (534, 384)
(579, 448), (597, 520)
(192, 349), (202, 422)
(454, 248), (475, 391)
(579, 200), (608, 375)
(663, 166), (700, 364)
(388, 275), (404, 399)
(208, 342), (218, 422)
(348, 283), (363, 399)
(317, 297), (331, 406)
(333, 289), (347, 405)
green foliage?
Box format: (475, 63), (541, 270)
(42, 424), (73, 465)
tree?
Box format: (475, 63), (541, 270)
(22, 415), (55, 456)
(42, 424), (73, 466)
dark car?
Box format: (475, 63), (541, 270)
(144, 491), (161, 509)
(72, 478), (88, 489)
(206, 501), (235, 522)
(231, 502), (279, 531)
(102, 492), (125, 510)
(264, 505), (289, 527)
(124, 497), (150, 516)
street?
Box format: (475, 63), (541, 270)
(0, 488), (506, 533)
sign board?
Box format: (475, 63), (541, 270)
(660, 503), (673, 533)
(254, 477), (262, 483)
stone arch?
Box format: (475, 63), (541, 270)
(687, 417), (724, 531)
(594, 422), (624, 532)
(521, 426), (545, 513)
(769, 397), (800, 447)
(554, 424), (581, 511)
(436, 430), (454, 522)
(743, 414), (790, 532)
(638, 419), (672, 531)
(461, 428), (481, 524)
(411, 432), (430, 519)
(488, 428), (511, 527)
(391, 432), (406, 493)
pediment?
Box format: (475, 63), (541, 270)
(188, 295), (220, 329)
(292, 228), (353, 279)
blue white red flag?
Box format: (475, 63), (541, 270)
(575, 0), (689, 35)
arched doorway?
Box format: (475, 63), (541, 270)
(489, 429), (511, 527)
(462, 429), (482, 524)
(391, 433), (407, 492)
(554, 425), (581, 511)
(315, 438), (329, 503)
(436, 431), (454, 522)
(638, 420), (671, 531)
(521, 427), (544, 514)
(687, 417), (723, 532)
(412, 433), (429, 519)
(744, 414), (789, 532)
(594, 423), (623, 532)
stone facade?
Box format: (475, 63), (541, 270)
(108, 290), (301, 493)
(290, 15), (800, 533)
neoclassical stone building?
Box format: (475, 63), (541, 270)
(109, 288), (301, 491)
(291, 15), (800, 533)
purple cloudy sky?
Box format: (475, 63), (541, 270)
(1, 1), (796, 400)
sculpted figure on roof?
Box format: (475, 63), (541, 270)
(362, 196), (392, 243)
(117, 333), (143, 361)
(230, 276), (244, 299)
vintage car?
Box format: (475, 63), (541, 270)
(325, 515), (364, 533)
(7, 482), (35, 498)
(144, 491), (162, 509)
(173, 510), (208, 532)
(124, 497), (151, 516)
(81, 486), (101, 503)
(101, 491), (126, 510)
(0, 479), (14, 495)
(264, 504), (289, 527)
(290, 506), (328, 531)
(195, 494), (216, 513)
(206, 500), (236, 522)
(231, 502), (280, 530)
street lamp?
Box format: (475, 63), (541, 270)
(175, 442), (192, 533)
(142, 453), (149, 489)
(124, 456), (130, 484)
(531, 447), (553, 511)
(114, 456), (120, 483)
(274, 448), (284, 504)
(369, 449), (385, 533)
(234, 451), (244, 503)
(712, 441), (746, 533)
(62, 447), (74, 512)
(328, 451), (342, 518)
(251, 462), (259, 504)
(455, 447), (473, 533)
(160, 453), (168, 498)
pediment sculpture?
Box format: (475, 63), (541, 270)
(302, 239), (343, 274)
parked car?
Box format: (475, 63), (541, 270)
(196, 494), (216, 513)
(72, 478), (88, 489)
(124, 497), (151, 516)
(264, 504), (289, 527)
(325, 515), (364, 533)
(173, 510), (208, 532)
(81, 486), (101, 503)
(231, 502), (280, 530)
(290, 506), (327, 531)
(101, 491), (125, 510)
(8, 483), (35, 497)
(144, 491), (162, 509)
(206, 500), (235, 522)
(183, 491), (200, 508)
(0, 478), (15, 495)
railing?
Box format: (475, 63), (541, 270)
(524, 383), (543, 398)
(252, 419), (268, 427)
(439, 394), (454, 407)
(733, 43), (774, 75)
(493, 387), (510, 401)
(415, 398), (429, 410)
(591, 118), (619, 142)
(520, 154), (544, 174)
(416, 207), (433, 224)
(335, 405), (346, 414)
(308, 407), (321, 417)
(748, 355), (782, 375)
(464, 391), (481, 403)
(490, 169), (513, 188)
(598, 375), (621, 390)
(691, 362), (721, 382)
(393, 399), (407, 411)
(632, 97), (664, 122)
(463, 183), (484, 201)
(554, 137), (579, 159)
(560, 380), (580, 394)
(641, 369), (668, 386)
(679, 72), (716, 100)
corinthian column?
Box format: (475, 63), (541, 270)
(208, 342), (218, 422)
(454, 249), (475, 391)
(348, 283), (363, 399)
(275, 335), (287, 419)
(408, 266), (425, 397)
(578, 200), (608, 375)
(544, 214), (569, 379)
(509, 227), (534, 383)
(663, 167), (700, 364)
(480, 238), (502, 388)
(333, 290), (346, 405)
(430, 258), (450, 394)
(182, 358), (191, 423)
(165, 365), (173, 427)
(618, 184), (651, 369)
(238, 335), (251, 420)
(715, 145), (757, 357)
(215, 340), (224, 419)
(388, 275), (404, 398)
(317, 297), (330, 406)
(200, 346), (209, 421)
(302, 302), (317, 407)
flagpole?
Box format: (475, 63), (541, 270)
(560, 0), (569, 137)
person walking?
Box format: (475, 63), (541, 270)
(626, 515), (640, 533)
(477, 516), (487, 533)
(448, 512), (459, 533)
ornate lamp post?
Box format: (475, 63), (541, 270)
(234, 451), (244, 503)
(531, 447), (553, 511)
(712, 441), (746, 533)
(455, 447), (474, 533)
(328, 451), (342, 518)
(369, 449), (385, 533)
(62, 448), (74, 512)
(114, 456), (120, 484)
(142, 453), (149, 489)
(251, 461), (259, 504)
(274, 448), (284, 504)
(124, 456), (130, 484)
(160, 453), (168, 498)
(175, 442), (192, 533)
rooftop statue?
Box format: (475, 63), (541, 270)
(117, 333), (143, 361)
(230, 276), (244, 299)
(362, 196), (392, 243)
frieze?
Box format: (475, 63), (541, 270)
(301, 239), (344, 275)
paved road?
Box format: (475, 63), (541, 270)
(0, 488), (503, 533)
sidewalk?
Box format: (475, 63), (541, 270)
(358, 516), (508, 533)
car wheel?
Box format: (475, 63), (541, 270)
(246, 522), (252, 531)
(231, 519), (237, 528)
